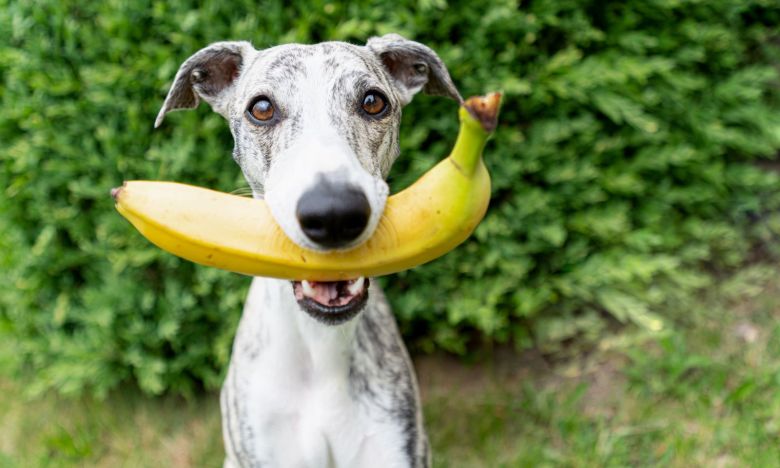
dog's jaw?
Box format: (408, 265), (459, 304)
(291, 277), (370, 325)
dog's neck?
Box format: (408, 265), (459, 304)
(225, 276), (429, 466)
(237, 277), (361, 383)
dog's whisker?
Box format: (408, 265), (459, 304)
(230, 186), (258, 198)
(230, 186), (253, 193)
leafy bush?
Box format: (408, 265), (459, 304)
(1, 0), (779, 396)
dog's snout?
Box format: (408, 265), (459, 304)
(296, 183), (371, 248)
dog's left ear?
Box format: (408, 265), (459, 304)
(367, 34), (462, 105)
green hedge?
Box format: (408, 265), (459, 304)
(1, 0), (779, 396)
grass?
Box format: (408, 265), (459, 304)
(3, 264), (780, 467)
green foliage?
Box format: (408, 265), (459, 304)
(1, 0), (779, 396)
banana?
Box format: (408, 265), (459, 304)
(113, 92), (501, 281)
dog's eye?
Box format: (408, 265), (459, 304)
(247, 96), (275, 122)
(361, 91), (387, 116)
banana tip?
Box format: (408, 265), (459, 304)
(464, 92), (502, 133)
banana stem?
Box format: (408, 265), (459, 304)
(451, 92), (502, 176)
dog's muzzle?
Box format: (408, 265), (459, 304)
(292, 277), (369, 325)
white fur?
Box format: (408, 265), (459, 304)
(221, 279), (413, 468)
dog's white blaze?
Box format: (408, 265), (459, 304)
(262, 54), (389, 252)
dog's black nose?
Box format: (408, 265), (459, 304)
(296, 183), (370, 248)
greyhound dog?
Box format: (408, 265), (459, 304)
(155, 34), (461, 467)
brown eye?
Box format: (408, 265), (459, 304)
(361, 91), (387, 116)
(247, 96), (274, 122)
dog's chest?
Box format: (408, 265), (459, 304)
(220, 279), (412, 467)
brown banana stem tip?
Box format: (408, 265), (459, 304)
(464, 92), (502, 133)
(111, 184), (124, 201)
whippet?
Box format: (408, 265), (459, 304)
(155, 34), (461, 468)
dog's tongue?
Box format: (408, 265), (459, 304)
(303, 281), (341, 304)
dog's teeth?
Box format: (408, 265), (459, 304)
(347, 277), (365, 295)
(302, 280), (316, 297)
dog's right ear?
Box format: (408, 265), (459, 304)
(155, 41), (254, 128)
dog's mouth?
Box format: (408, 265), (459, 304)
(292, 277), (369, 325)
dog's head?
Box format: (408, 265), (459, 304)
(156, 35), (460, 324)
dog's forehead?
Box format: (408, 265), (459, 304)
(240, 42), (384, 93)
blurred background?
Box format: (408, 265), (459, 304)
(1, 0), (780, 466)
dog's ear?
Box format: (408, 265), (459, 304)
(155, 41), (254, 128)
(366, 34), (462, 105)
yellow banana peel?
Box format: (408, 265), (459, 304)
(113, 93), (501, 280)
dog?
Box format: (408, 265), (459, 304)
(155, 34), (461, 468)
